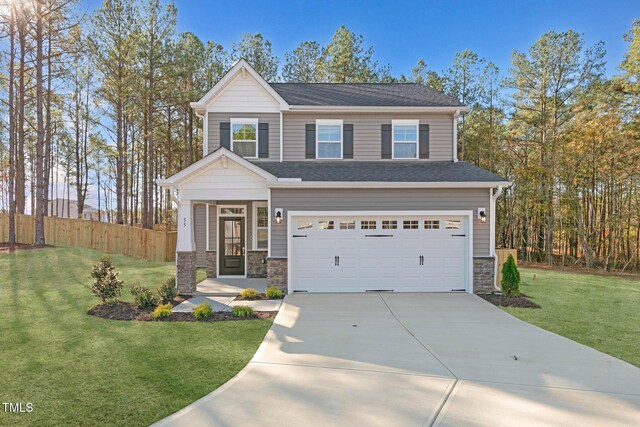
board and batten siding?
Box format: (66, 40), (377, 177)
(282, 112), (453, 161)
(270, 188), (490, 258)
(207, 112), (280, 160)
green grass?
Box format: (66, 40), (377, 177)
(503, 267), (640, 367)
(0, 247), (272, 426)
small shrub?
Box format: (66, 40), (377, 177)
(239, 288), (261, 300)
(157, 278), (177, 303)
(90, 256), (123, 304)
(264, 286), (283, 299)
(152, 303), (172, 320)
(501, 254), (521, 297)
(192, 302), (213, 319)
(130, 285), (156, 310)
(232, 305), (255, 318)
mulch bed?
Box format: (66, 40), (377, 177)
(0, 243), (53, 253)
(87, 301), (277, 322)
(235, 294), (283, 301)
(478, 293), (541, 309)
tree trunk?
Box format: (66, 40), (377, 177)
(34, 0), (46, 245)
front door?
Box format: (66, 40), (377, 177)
(219, 217), (245, 275)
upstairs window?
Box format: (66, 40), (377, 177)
(316, 120), (343, 159)
(392, 120), (419, 159)
(231, 118), (258, 158)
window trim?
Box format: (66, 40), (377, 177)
(253, 202), (268, 250)
(316, 119), (343, 160)
(392, 119), (419, 160)
(230, 118), (259, 159)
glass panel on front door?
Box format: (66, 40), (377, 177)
(220, 218), (245, 275)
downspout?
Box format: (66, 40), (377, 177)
(453, 110), (459, 162)
(279, 111), (283, 162)
(194, 111), (206, 156)
(491, 185), (504, 291)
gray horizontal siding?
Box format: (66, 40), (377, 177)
(282, 112), (453, 161)
(270, 188), (490, 257)
(194, 204), (207, 267)
(208, 113), (280, 160)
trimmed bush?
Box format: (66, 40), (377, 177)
(157, 279), (177, 304)
(152, 303), (172, 320)
(192, 302), (213, 319)
(501, 254), (521, 297)
(264, 286), (283, 299)
(130, 285), (156, 310)
(239, 288), (261, 300)
(232, 305), (255, 318)
(90, 256), (123, 304)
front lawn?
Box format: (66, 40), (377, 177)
(0, 247), (273, 426)
(503, 267), (640, 368)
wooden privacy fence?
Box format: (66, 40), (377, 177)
(496, 248), (518, 286)
(0, 214), (177, 262)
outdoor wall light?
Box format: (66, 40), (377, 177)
(478, 208), (487, 223)
(275, 208), (283, 224)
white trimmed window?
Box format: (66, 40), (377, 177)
(253, 202), (268, 250)
(316, 119), (343, 159)
(392, 120), (419, 159)
(231, 118), (258, 158)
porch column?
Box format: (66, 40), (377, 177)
(176, 199), (197, 294)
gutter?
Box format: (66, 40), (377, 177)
(491, 185), (505, 291)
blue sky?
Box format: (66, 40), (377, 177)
(81, 0), (640, 78)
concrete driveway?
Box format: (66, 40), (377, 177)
(155, 293), (640, 426)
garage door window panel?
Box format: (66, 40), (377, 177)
(360, 220), (377, 230)
(339, 220), (355, 230)
(424, 220), (440, 229)
(297, 220), (313, 230)
(445, 219), (461, 229)
(319, 220), (334, 230)
(382, 220), (397, 230)
(403, 220), (419, 229)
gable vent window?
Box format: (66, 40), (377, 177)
(392, 120), (419, 159)
(231, 118), (258, 158)
(316, 120), (343, 159)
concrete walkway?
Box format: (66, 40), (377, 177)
(195, 278), (267, 296)
(155, 293), (640, 426)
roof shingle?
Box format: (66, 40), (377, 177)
(252, 161), (508, 183)
(269, 83), (464, 107)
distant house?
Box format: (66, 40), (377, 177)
(48, 199), (100, 221)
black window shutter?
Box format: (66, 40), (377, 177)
(305, 124), (316, 159)
(258, 123), (269, 158)
(381, 124), (392, 159)
(419, 124), (430, 159)
(343, 124), (354, 159)
(220, 122), (231, 150)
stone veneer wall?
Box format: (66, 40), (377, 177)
(247, 251), (268, 278)
(176, 251), (197, 294)
(206, 251), (216, 278)
(473, 256), (495, 294)
(267, 258), (288, 291)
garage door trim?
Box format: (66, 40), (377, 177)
(287, 210), (474, 294)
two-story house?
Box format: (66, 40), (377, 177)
(158, 60), (510, 295)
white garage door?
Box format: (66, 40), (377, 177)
(290, 213), (470, 293)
